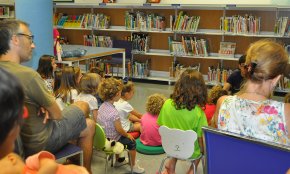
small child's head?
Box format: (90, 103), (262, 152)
(79, 73), (101, 96)
(0, 68), (24, 159)
(285, 93), (290, 103)
(60, 66), (78, 90)
(146, 93), (166, 116)
(0, 153), (25, 173)
(121, 80), (135, 100)
(90, 67), (105, 78)
(208, 85), (228, 104)
(171, 69), (207, 110)
(98, 77), (123, 102)
(37, 55), (57, 78)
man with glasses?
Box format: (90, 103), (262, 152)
(0, 19), (95, 173)
(223, 55), (247, 94)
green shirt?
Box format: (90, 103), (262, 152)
(0, 61), (55, 156)
(157, 99), (208, 158)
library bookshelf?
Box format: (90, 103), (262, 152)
(54, 2), (289, 92)
(0, 1), (14, 19)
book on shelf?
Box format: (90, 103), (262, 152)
(131, 33), (150, 53)
(83, 35), (113, 47)
(220, 14), (261, 34)
(218, 42), (236, 58)
(0, 6), (10, 17)
(132, 59), (150, 78)
(274, 16), (289, 36)
(207, 66), (234, 84)
(170, 11), (200, 32)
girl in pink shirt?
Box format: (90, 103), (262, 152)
(140, 93), (166, 146)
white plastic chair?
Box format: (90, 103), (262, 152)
(158, 126), (203, 174)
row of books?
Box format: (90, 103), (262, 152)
(168, 36), (208, 57)
(132, 60), (150, 78)
(131, 33), (150, 53)
(218, 42), (236, 57)
(277, 75), (290, 90)
(274, 17), (290, 36)
(124, 11), (166, 31)
(207, 67), (234, 83)
(220, 15), (261, 34)
(0, 6), (11, 17)
(54, 13), (110, 29)
(83, 35), (113, 47)
(170, 11), (200, 32)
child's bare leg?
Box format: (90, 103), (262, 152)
(186, 159), (200, 174)
(164, 158), (177, 174)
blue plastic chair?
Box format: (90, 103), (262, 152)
(55, 143), (83, 166)
(202, 126), (290, 174)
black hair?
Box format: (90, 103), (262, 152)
(0, 67), (24, 146)
(238, 55), (246, 65)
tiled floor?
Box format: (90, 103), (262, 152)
(91, 82), (204, 174)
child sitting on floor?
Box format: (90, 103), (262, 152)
(114, 80), (143, 132)
(97, 78), (145, 174)
(75, 73), (101, 121)
(140, 93), (166, 146)
(204, 85), (227, 126)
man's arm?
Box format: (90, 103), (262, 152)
(45, 101), (62, 120)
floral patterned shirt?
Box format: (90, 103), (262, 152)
(218, 95), (289, 145)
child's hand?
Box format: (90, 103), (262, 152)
(127, 134), (135, 141)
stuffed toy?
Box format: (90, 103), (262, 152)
(103, 138), (125, 162)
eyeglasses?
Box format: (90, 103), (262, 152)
(16, 33), (34, 43)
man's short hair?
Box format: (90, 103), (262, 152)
(0, 19), (29, 55)
(0, 67), (24, 146)
(238, 55), (246, 65)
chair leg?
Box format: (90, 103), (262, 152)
(192, 162), (196, 174)
(80, 151), (84, 166)
(158, 157), (170, 174)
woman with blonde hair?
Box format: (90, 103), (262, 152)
(214, 39), (290, 145)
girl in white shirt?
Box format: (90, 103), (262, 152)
(75, 73), (101, 121)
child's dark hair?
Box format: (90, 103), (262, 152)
(0, 67), (24, 146)
(121, 81), (134, 96)
(79, 73), (101, 95)
(208, 85), (228, 104)
(37, 54), (55, 79)
(146, 93), (166, 115)
(53, 70), (62, 93)
(171, 69), (207, 110)
(285, 93), (290, 103)
(98, 77), (123, 101)
(90, 67), (105, 77)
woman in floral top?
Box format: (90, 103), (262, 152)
(214, 39), (290, 146)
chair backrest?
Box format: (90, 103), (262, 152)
(93, 123), (107, 150)
(112, 40), (132, 59)
(159, 126), (197, 159)
(202, 126), (290, 174)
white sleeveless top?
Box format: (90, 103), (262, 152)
(218, 95), (289, 145)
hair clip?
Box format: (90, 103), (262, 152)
(123, 76), (129, 84)
(250, 62), (257, 75)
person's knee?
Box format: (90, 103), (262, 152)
(73, 101), (90, 117)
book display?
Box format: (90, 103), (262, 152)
(0, 1), (14, 19)
(53, 2), (289, 92)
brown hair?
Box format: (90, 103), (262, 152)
(245, 39), (288, 83)
(146, 93), (166, 115)
(98, 77), (123, 101)
(79, 73), (101, 95)
(121, 81), (134, 96)
(90, 67), (105, 77)
(285, 93), (290, 103)
(208, 85), (228, 104)
(171, 69), (207, 110)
